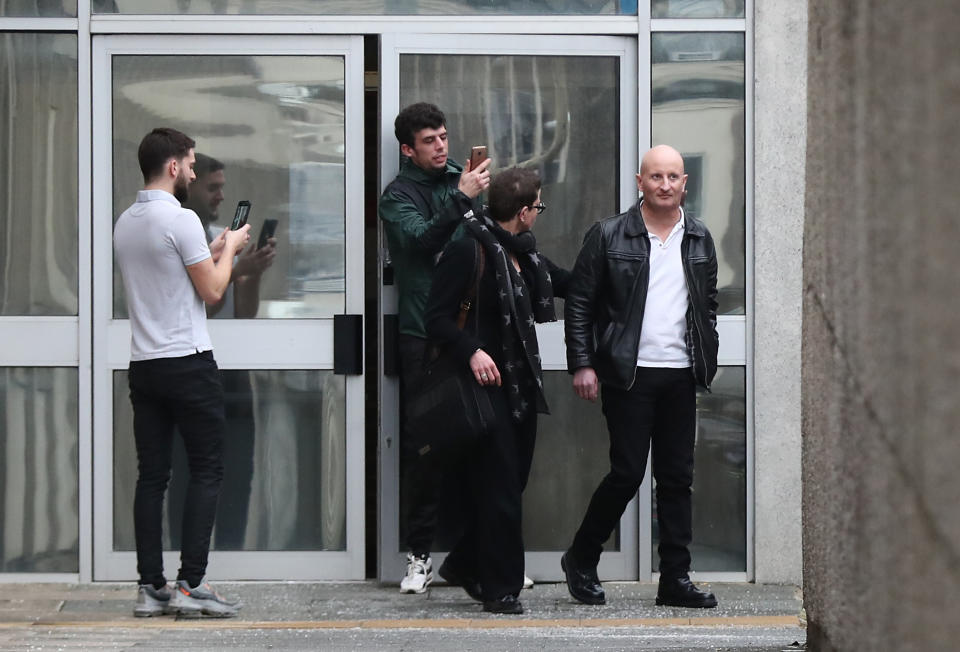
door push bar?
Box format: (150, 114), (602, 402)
(333, 314), (363, 375)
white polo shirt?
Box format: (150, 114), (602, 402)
(636, 208), (691, 368)
(114, 189), (213, 361)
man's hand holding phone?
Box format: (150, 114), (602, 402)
(459, 145), (491, 199)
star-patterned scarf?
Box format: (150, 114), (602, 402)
(463, 210), (556, 423)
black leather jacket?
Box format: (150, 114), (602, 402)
(564, 201), (719, 391)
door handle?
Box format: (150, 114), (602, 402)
(333, 314), (363, 375)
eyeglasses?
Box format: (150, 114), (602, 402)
(531, 202), (547, 214)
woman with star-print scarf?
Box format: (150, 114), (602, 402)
(424, 167), (570, 615)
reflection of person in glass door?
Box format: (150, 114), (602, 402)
(168, 153), (277, 551)
(115, 128), (246, 617)
(379, 103), (491, 595)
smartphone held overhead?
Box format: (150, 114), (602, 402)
(230, 200), (251, 230)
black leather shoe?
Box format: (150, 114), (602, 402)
(560, 550), (605, 605)
(655, 576), (717, 608)
(438, 559), (483, 602)
(482, 595), (524, 615)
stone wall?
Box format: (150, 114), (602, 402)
(803, 2), (960, 649)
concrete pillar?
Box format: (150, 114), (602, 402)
(754, 0), (806, 584)
(803, 1), (960, 649)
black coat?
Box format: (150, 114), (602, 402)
(425, 234), (570, 381)
(564, 201), (719, 391)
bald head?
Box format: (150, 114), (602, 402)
(637, 145), (687, 217)
(640, 144), (685, 176)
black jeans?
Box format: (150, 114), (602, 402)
(571, 366), (696, 578)
(129, 351), (225, 588)
(398, 334), (445, 557)
(168, 370), (255, 550)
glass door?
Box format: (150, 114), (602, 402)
(378, 33), (640, 583)
(92, 34), (366, 580)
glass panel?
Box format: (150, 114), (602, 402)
(0, 32), (78, 316)
(113, 369), (347, 551)
(111, 55), (346, 319)
(0, 368), (79, 572)
(523, 371), (617, 552)
(652, 32), (745, 315)
(652, 0), (744, 18)
(94, 0), (634, 16)
(0, 1), (77, 16)
(652, 366), (746, 572)
(400, 54), (621, 285)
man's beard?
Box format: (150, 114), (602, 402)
(173, 172), (190, 203)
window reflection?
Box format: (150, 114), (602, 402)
(400, 54), (621, 277)
(0, 368), (79, 572)
(93, 0), (633, 15)
(113, 369), (346, 552)
(653, 366), (746, 572)
(0, 1), (77, 16)
(111, 55), (346, 319)
(652, 32), (745, 315)
(0, 32), (78, 316)
(523, 371), (618, 552)
(652, 0), (744, 18)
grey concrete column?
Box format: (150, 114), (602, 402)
(753, 0), (806, 583)
(803, 1), (960, 649)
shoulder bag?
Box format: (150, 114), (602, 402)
(406, 240), (495, 459)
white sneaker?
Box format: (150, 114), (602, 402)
(400, 553), (433, 594)
(523, 574), (534, 590)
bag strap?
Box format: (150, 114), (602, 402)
(456, 239), (485, 331)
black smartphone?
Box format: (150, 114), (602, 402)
(469, 145), (488, 171)
(230, 200), (251, 230)
(257, 218), (278, 249)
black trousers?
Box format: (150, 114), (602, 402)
(168, 370), (255, 551)
(444, 387), (537, 601)
(398, 335), (445, 557)
(571, 366), (696, 579)
(129, 351), (225, 588)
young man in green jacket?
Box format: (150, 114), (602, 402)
(379, 102), (490, 594)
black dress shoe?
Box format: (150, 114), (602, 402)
(482, 595), (524, 614)
(438, 559), (483, 602)
(560, 550), (605, 605)
(655, 576), (717, 608)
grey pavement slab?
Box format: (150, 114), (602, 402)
(0, 581), (803, 624)
(0, 581), (806, 651)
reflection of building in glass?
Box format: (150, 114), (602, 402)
(653, 33), (746, 315)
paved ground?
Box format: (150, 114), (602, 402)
(0, 581), (806, 650)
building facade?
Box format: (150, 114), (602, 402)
(0, 0), (803, 585)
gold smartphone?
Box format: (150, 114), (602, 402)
(469, 145), (488, 170)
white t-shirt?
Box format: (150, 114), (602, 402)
(636, 209), (691, 368)
(114, 189), (213, 361)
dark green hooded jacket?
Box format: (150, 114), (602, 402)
(379, 156), (473, 338)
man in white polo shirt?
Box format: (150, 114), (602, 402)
(561, 145), (720, 609)
(114, 127), (249, 618)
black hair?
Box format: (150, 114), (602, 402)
(193, 152), (224, 179)
(488, 167), (541, 223)
(394, 102), (446, 149)
(137, 127), (195, 183)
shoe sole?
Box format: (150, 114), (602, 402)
(655, 597), (717, 608)
(560, 553), (606, 606)
(173, 606), (240, 618)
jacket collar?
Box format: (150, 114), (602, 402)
(626, 199), (704, 238)
(398, 155), (463, 184)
